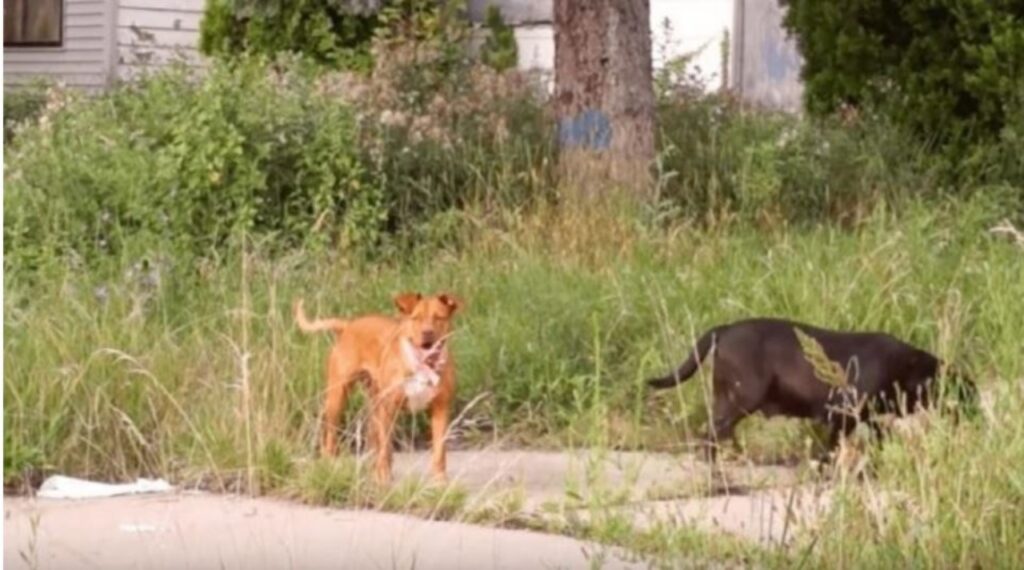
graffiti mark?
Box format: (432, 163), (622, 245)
(558, 109), (612, 150)
(761, 35), (799, 82)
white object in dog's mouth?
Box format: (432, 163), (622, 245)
(400, 337), (448, 411)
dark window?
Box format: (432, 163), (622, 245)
(4, 0), (63, 46)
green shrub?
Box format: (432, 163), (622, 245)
(3, 83), (49, 141)
(781, 0), (1024, 147)
(3, 59), (370, 272)
(199, 0), (379, 71)
(655, 95), (943, 226)
(480, 5), (517, 72)
(199, 0), (471, 73)
(2, 54), (554, 276)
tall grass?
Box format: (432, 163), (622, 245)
(5, 57), (1024, 567)
(5, 195), (1023, 565)
(5, 194), (1021, 465)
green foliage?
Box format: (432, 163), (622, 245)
(369, 0), (473, 107)
(199, 0), (476, 73)
(2, 56), (552, 275)
(5, 196), (1024, 568)
(4, 43), (1024, 565)
(289, 458), (468, 518)
(3, 84), (48, 141)
(199, 0), (379, 70)
(781, 0), (1024, 147)
(480, 5), (517, 72)
(655, 95), (949, 226)
(3, 60), (370, 271)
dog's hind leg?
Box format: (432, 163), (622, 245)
(699, 366), (768, 462)
(320, 357), (358, 457)
(369, 396), (401, 485)
(700, 397), (746, 462)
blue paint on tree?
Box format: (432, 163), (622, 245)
(558, 109), (612, 150)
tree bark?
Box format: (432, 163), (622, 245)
(554, 0), (656, 198)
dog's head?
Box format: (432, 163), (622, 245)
(394, 292), (461, 350)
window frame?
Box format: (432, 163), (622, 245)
(4, 0), (65, 48)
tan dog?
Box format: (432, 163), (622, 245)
(294, 292), (460, 484)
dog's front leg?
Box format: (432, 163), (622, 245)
(429, 396), (451, 482)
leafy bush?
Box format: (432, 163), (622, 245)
(480, 5), (517, 72)
(654, 94), (948, 226)
(781, 0), (1024, 147)
(199, 0), (379, 70)
(3, 84), (49, 141)
(199, 0), (471, 73)
(4, 60), (369, 272)
(3, 53), (553, 275)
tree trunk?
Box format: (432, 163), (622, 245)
(554, 0), (656, 198)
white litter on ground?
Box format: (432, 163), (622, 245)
(37, 476), (173, 500)
(118, 524), (161, 533)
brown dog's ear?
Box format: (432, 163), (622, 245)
(438, 293), (461, 316)
(394, 292), (422, 315)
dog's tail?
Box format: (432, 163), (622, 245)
(294, 299), (347, 335)
(647, 327), (720, 389)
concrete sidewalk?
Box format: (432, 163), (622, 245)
(4, 493), (642, 570)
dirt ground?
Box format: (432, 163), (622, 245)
(4, 450), (833, 569)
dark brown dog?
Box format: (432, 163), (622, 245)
(295, 292), (460, 484)
(648, 318), (975, 459)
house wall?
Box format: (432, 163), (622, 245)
(115, 0), (203, 80)
(3, 0), (117, 89)
(470, 0), (733, 91)
(6, 0), (803, 113)
(731, 0), (803, 112)
(513, 24), (553, 72)
(467, 0), (551, 25)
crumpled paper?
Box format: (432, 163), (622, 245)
(37, 475), (173, 499)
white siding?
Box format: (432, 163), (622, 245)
(115, 0), (204, 79)
(477, 0), (733, 93)
(3, 0), (116, 90)
(468, 0), (551, 25)
(731, 0), (803, 112)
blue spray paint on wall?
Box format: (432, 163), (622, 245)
(558, 109), (612, 150)
(761, 33), (799, 82)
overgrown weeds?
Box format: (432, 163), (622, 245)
(287, 457), (469, 520)
(4, 43), (1024, 568)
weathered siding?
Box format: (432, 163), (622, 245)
(469, 0), (732, 89)
(468, 0), (551, 25)
(514, 24), (553, 71)
(3, 0), (115, 89)
(731, 0), (803, 112)
(115, 0), (203, 80)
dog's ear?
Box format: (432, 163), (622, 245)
(438, 293), (461, 316)
(394, 292), (423, 315)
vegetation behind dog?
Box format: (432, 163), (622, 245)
(4, 44), (1024, 568)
